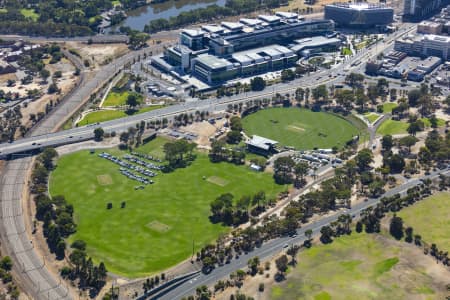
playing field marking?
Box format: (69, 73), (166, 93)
(147, 220), (171, 233)
(97, 174), (113, 185)
(287, 124), (306, 132)
(206, 176), (229, 187)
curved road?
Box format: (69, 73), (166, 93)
(0, 44), (153, 300)
(0, 23), (417, 300)
(0, 23), (416, 157)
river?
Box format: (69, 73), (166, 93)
(110, 0), (226, 32)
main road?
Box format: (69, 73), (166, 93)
(0, 22), (417, 157)
(0, 22), (416, 300)
(0, 35), (157, 300)
(158, 169), (449, 299)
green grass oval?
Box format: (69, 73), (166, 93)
(242, 108), (359, 150)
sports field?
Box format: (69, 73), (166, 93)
(50, 137), (284, 277)
(271, 232), (447, 299)
(398, 192), (449, 251)
(242, 108), (361, 150)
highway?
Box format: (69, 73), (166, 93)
(0, 23), (417, 158)
(0, 34), (156, 300)
(0, 22), (417, 300)
(158, 169), (449, 300)
(0, 157), (71, 300)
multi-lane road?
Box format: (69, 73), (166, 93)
(0, 22), (422, 300)
(158, 169), (449, 299)
(0, 23), (418, 158)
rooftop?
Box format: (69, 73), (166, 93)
(182, 29), (204, 37)
(246, 135), (278, 150)
(194, 54), (232, 69)
(221, 21), (244, 31)
(258, 15), (281, 23)
(275, 11), (299, 19)
(240, 18), (263, 26)
(326, 2), (393, 10)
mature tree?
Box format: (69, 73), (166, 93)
(250, 77), (266, 91)
(294, 161), (309, 187)
(40, 68), (50, 82)
(405, 227), (413, 243)
(126, 93), (139, 108)
(286, 245), (300, 265)
(381, 135), (393, 152)
(247, 257), (260, 275)
(94, 127), (104, 141)
(48, 82), (59, 94)
(345, 72), (364, 87)
(273, 156), (295, 184)
(320, 225), (334, 244)
(355, 148), (373, 172)
(407, 89), (422, 107)
(39, 147), (58, 170)
(304, 229), (313, 247)
(407, 120), (424, 136)
(226, 130), (242, 144)
(384, 154), (405, 173)
(281, 69), (295, 81)
(398, 135), (417, 153)
(275, 255), (288, 274)
(389, 214), (404, 240)
(312, 84), (328, 102)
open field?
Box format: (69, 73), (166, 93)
(102, 91), (131, 107)
(364, 113), (380, 124)
(50, 137), (284, 277)
(77, 105), (164, 126)
(242, 108), (360, 150)
(271, 232), (449, 299)
(398, 192), (450, 251)
(382, 103), (398, 113)
(376, 119), (408, 135)
(377, 117), (445, 136)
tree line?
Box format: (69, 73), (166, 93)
(30, 148), (108, 293)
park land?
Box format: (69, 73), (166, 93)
(398, 192), (449, 252)
(50, 137), (284, 277)
(269, 232), (450, 300)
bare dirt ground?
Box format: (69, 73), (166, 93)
(0, 73), (17, 85)
(65, 42), (129, 70)
(180, 119), (227, 147)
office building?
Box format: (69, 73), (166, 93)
(417, 21), (443, 34)
(324, 3), (394, 27)
(151, 12), (335, 85)
(394, 34), (450, 60)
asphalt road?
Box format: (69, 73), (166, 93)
(158, 169), (449, 300)
(0, 21), (418, 300)
(0, 37), (154, 300)
(0, 23), (418, 158)
(0, 157), (71, 300)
